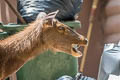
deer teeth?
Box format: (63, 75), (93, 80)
(71, 44), (82, 57)
(71, 44), (81, 54)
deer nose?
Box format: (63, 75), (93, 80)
(84, 38), (88, 45)
(80, 38), (88, 45)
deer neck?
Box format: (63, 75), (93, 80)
(0, 21), (48, 61)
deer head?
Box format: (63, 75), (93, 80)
(38, 11), (88, 57)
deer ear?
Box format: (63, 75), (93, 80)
(44, 18), (58, 27)
(36, 12), (47, 20)
(44, 10), (59, 26)
(42, 10), (59, 27)
(44, 18), (53, 26)
(52, 19), (57, 27)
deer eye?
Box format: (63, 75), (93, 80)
(58, 26), (65, 31)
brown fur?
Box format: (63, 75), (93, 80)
(0, 13), (87, 80)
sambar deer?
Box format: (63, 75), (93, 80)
(0, 11), (88, 80)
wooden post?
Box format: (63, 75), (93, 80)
(80, 0), (99, 72)
(4, 0), (26, 24)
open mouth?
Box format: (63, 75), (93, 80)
(71, 44), (82, 57)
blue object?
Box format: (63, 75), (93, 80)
(18, 0), (83, 23)
(57, 75), (73, 80)
(57, 73), (96, 80)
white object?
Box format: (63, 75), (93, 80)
(108, 74), (120, 80)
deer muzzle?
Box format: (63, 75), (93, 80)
(71, 38), (88, 57)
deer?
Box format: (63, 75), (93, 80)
(0, 11), (88, 80)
